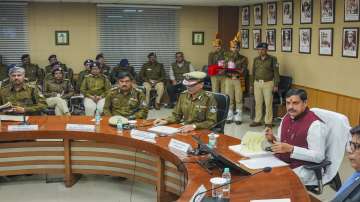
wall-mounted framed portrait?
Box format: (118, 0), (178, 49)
(267, 2), (277, 25)
(299, 28), (312, 54)
(320, 0), (335, 24)
(342, 27), (359, 58)
(192, 31), (204, 45)
(253, 29), (262, 49)
(281, 28), (292, 52)
(242, 6), (250, 26)
(55, 31), (69, 45)
(300, 0), (313, 24)
(254, 4), (262, 26)
(319, 28), (333, 56)
(344, 0), (360, 22)
(282, 1), (293, 25)
(241, 29), (249, 49)
(266, 29), (276, 51)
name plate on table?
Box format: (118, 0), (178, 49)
(8, 125), (38, 131)
(66, 124), (95, 132)
(189, 184), (207, 202)
(130, 129), (157, 143)
(168, 138), (192, 153)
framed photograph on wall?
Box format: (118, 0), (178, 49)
(299, 28), (312, 54)
(192, 32), (204, 45)
(241, 29), (249, 49)
(344, 0), (360, 22)
(282, 1), (293, 25)
(266, 29), (276, 51)
(300, 0), (313, 24)
(55, 31), (69, 45)
(253, 29), (262, 49)
(320, 0), (335, 23)
(254, 4), (262, 25)
(242, 6), (250, 26)
(281, 28), (292, 52)
(342, 27), (359, 58)
(267, 2), (277, 25)
(319, 28), (333, 56)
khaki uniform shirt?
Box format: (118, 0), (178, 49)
(22, 63), (44, 84)
(224, 51), (248, 77)
(44, 64), (74, 82)
(139, 62), (166, 82)
(76, 70), (90, 91)
(166, 90), (217, 129)
(0, 64), (8, 81)
(99, 63), (111, 77)
(80, 74), (111, 97)
(208, 49), (225, 65)
(103, 87), (148, 119)
(252, 55), (280, 86)
(44, 78), (74, 100)
(0, 83), (47, 115)
(110, 66), (137, 84)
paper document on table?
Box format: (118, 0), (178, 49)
(239, 155), (288, 169)
(0, 115), (28, 122)
(250, 199), (291, 202)
(130, 129), (157, 143)
(0, 102), (12, 110)
(147, 126), (179, 136)
(229, 131), (272, 158)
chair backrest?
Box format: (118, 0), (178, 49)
(211, 92), (230, 134)
(310, 108), (351, 184)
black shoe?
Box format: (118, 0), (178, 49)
(235, 121), (242, 125)
(249, 122), (262, 127)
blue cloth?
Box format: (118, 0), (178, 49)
(335, 171), (360, 197)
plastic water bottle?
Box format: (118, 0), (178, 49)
(95, 109), (101, 125)
(116, 118), (123, 134)
(222, 168), (231, 198)
(208, 133), (217, 148)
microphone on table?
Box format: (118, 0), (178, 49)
(192, 167), (272, 202)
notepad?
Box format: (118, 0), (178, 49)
(239, 155), (288, 170)
(147, 126), (180, 136)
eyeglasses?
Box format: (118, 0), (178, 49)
(346, 141), (360, 153)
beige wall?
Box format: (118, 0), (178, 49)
(28, 3), (97, 72)
(28, 4), (216, 73)
(239, 0), (360, 98)
(178, 6), (218, 69)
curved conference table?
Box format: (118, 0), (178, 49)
(0, 116), (314, 202)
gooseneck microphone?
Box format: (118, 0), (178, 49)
(193, 167), (272, 202)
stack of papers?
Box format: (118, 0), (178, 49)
(239, 155), (288, 170)
(229, 131), (271, 158)
(147, 126), (179, 136)
(130, 129), (157, 143)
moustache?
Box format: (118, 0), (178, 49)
(287, 108), (296, 113)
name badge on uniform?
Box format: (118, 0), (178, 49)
(147, 68), (152, 71)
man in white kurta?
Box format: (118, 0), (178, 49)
(266, 89), (328, 185)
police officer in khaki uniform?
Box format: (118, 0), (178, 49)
(21, 54), (44, 85)
(80, 62), (111, 116)
(0, 66), (47, 115)
(224, 32), (248, 125)
(250, 43), (280, 128)
(104, 71), (148, 119)
(96, 53), (111, 77)
(154, 71), (217, 133)
(139, 52), (166, 110)
(43, 64), (74, 116)
(76, 59), (93, 92)
(208, 32), (225, 93)
(167, 52), (195, 108)
(110, 59), (137, 85)
(44, 54), (74, 82)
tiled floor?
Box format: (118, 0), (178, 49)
(0, 108), (353, 202)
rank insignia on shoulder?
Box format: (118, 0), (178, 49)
(209, 106), (217, 113)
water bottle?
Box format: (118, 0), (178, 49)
(208, 133), (217, 148)
(95, 109), (101, 125)
(222, 168), (231, 198)
(116, 118), (123, 134)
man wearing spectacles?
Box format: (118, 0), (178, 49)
(332, 125), (360, 202)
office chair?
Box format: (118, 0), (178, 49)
(211, 92), (230, 134)
(305, 108), (351, 194)
(273, 75), (292, 119)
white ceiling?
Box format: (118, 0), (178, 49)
(10, 0), (277, 6)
